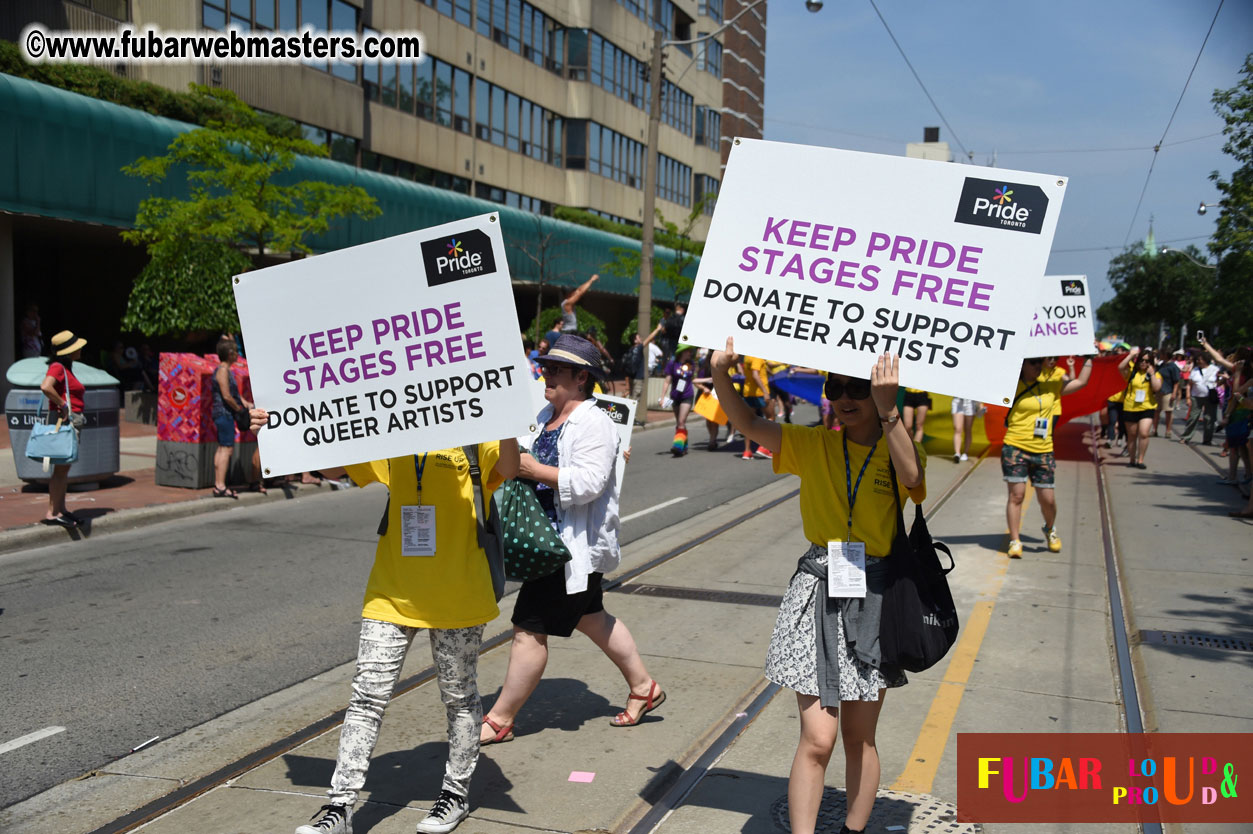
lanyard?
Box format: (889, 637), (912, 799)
(413, 453), (429, 504)
(842, 432), (878, 543)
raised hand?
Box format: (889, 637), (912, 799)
(710, 337), (738, 374)
(249, 408), (268, 433)
(869, 353), (900, 416)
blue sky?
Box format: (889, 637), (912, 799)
(762, 0), (1251, 317)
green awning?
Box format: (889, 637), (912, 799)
(0, 72), (694, 299)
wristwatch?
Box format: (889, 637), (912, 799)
(879, 410), (900, 426)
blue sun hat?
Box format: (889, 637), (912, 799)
(538, 334), (607, 380)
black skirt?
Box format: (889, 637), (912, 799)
(512, 570), (605, 637)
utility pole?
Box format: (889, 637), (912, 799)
(635, 27), (664, 420)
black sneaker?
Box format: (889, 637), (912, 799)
(415, 790), (468, 833)
(295, 804), (351, 834)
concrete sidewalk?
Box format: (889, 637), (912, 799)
(3, 421), (1248, 834)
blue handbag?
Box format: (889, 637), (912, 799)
(25, 384), (80, 468)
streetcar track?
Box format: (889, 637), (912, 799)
(1089, 418), (1164, 834)
(82, 451), (990, 834)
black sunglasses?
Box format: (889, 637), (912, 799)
(824, 377), (872, 400)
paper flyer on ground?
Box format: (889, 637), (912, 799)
(681, 139), (1067, 405)
(233, 213), (533, 475)
(1027, 275), (1096, 356)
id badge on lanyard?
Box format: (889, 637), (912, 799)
(400, 506), (436, 556)
(1033, 417), (1050, 438)
(830, 434), (875, 598)
(827, 540), (867, 598)
(400, 452), (435, 556)
(1134, 388), (1147, 404)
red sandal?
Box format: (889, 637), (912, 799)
(481, 716), (514, 744)
(611, 680), (666, 727)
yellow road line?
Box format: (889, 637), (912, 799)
(890, 487), (1029, 794)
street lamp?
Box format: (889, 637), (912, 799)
(636, 0), (820, 419)
(1197, 200), (1253, 224)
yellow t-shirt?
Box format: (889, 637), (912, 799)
(904, 387), (925, 394)
(741, 356), (770, 398)
(773, 423), (927, 558)
(1004, 375), (1065, 454)
(1121, 370), (1161, 413)
(345, 443), (503, 629)
(1042, 366), (1066, 418)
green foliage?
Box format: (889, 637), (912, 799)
(122, 239), (252, 336)
(120, 85), (380, 335)
(1205, 53), (1253, 344)
(619, 306), (667, 345)
(0, 41), (299, 137)
(602, 195), (714, 300)
(525, 306), (607, 342)
(1209, 53), (1253, 260)
(551, 205), (705, 255)
(1100, 245), (1212, 348)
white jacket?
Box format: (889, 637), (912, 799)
(520, 398), (621, 594)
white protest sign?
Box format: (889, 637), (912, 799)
(234, 213), (534, 475)
(1027, 275), (1096, 356)
(590, 392), (636, 486)
(682, 139), (1067, 405)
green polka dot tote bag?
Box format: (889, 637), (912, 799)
(491, 479), (572, 582)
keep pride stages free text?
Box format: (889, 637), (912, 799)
(281, 301), (485, 395)
(707, 216), (1017, 368)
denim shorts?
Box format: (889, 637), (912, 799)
(1001, 444), (1055, 488)
(214, 412), (236, 446)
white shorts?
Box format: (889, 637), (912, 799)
(951, 397), (978, 416)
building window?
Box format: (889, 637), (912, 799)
(420, 0), (472, 27)
(203, 1), (227, 29)
(568, 121), (644, 188)
(657, 153), (692, 206)
(696, 35), (722, 78)
(477, 0), (559, 69)
(698, 0), (723, 23)
(661, 80), (692, 136)
(694, 106), (720, 150)
(475, 79), (563, 165)
(70, 0), (131, 20)
(474, 183), (550, 214)
(695, 173), (718, 214)
(565, 30), (651, 110)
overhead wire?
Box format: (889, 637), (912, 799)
(1052, 234), (1209, 254)
(865, 0), (970, 160)
(1121, 0), (1225, 247)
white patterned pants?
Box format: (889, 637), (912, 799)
(327, 618), (485, 806)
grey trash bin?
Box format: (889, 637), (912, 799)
(5, 358), (121, 485)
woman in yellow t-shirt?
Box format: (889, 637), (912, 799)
(1117, 348), (1163, 469)
(711, 338), (925, 834)
(249, 411), (519, 834)
(1001, 356), (1091, 558)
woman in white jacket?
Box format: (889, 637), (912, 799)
(481, 335), (664, 745)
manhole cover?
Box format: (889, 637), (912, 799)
(769, 787), (980, 833)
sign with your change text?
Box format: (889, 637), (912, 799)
(1028, 275), (1096, 357)
(234, 213), (534, 475)
(681, 139), (1067, 404)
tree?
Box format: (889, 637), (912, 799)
(1099, 245), (1212, 348)
(603, 194), (714, 301)
(513, 215), (577, 345)
(1206, 53), (1253, 344)
(120, 85), (380, 335)
(525, 306), (607, 343)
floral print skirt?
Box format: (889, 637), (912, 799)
(764, 544), (907, 702)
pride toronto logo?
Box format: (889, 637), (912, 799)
(954, 177), (1048, 234)
(420, 228), (496, 287)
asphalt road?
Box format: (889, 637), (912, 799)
(0, 405), (811, 808)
